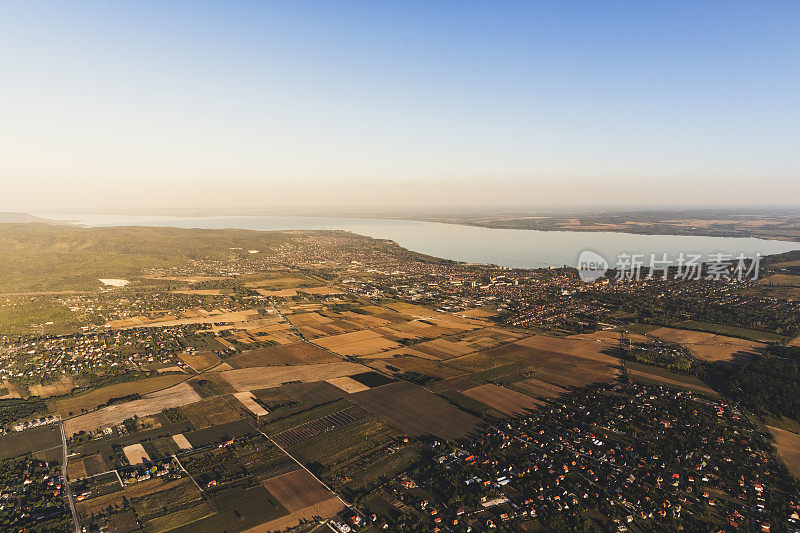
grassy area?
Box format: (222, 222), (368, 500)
(0, 298), (83, 335)
(674, 320), (785, 342)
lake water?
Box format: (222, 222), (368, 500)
(40, 214), (800, 269)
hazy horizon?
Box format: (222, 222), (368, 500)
(2, 2), (799, 212)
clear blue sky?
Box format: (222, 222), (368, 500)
(1, 1), (798, 210)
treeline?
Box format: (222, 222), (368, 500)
(620, 342), (698, 375)
(715, 346), (800, 421)
(583, 290), (800, 337)
(0, 397), (47, 427)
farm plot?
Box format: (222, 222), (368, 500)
(648, 327), (765, 362)
(382, 320), (460, 339)
(287, 414), (399, 470)
(326, 376), (371, 393)
(178, 351), (221, 371)
(414, 338), (474, 359)
(515, 335), (622, 362)
(511, 377), (568, 400)
(313, 329), (400, 357)
(27, 375), (76, 397)
(181, 395), (244, 428)
(76, 477), (190, 519)
(183, 420), (254, 448)
(461, 384), (543, 416)
(626, 362), (717, 396)
(0, 423), (61, 460)
(768, 426), (800, 478)
(229, 341), (340, 367)
(244, 276), (314, 289)
(122, 443), (151, 465)
(233, 392), (269, 417)
(172, 433), (193, 450)
(366, 356), (464, 381)
(51, 374), (188, 417)
(262, 468), (336, 511)
(219, 361), (367, 391)
(243, 498), (344, 533)
(270, 405), (369, 448)
(280, 381), (347, 406)
(64, 382), (202, 436)
(480, 339), (621, 388)
(299, 286), (345, 296)
(350, 382), (481, 440)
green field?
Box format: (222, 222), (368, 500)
(0, 298), (83, 335)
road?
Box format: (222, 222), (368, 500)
(59, 421), (81, 533)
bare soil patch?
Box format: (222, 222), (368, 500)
(326, 376), (371, 394)
(122, 443), (151, 465)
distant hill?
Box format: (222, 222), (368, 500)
(0, 212), (65, 224)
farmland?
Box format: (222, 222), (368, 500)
(648, 326), (766, 362)
(0, 423), (61, 460)
(219, 361), (368, 391)
(64, 382), (202, 436)
(461, 383), (543, 416)
(4, 223), (800, 532)
(50, 374), (188, 418)
(769, 426), (800, 478)
(350, 381), (482, 439)
(626, 361), (718, 396)
(228, 341), (339, 367)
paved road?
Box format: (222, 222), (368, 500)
(59, 422), (81, 533)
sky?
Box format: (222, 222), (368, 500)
(1, 1), (799, 212)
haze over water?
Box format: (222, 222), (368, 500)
(43, 214), (800, 269)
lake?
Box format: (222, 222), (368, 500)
(40, 214), (800, 269)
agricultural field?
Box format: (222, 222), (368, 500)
(350, 381), (481, 439)
(50, 374), (188, 417)
(64, 382), (202, 436)
(648, 326), (766, 362)
(279, 381), (347, 406)
(67, 452), (110, 480)
(313, 329), (401, 357)
(262, 468), (338, 512)
(233, 391), (269, 416)
(228, 341), (340, 366)
(768, 426), (800, 478)
(626, 361), (717, 396)
(122, 443), (151, 465)
(270, 406), (369, 448)
(461, 383), (543, 416)
(325, 376), (371, 393)
(0, 423), (61, 460)
(219, 361), (367, 391)
(510, 377), (568, 400)
(287, 413), (399, 473)
(187, 374), (236, 398)
(469, 335), (622, 388)
(27, 375), (77, 397)
(180, 395), (244, 428)
(672, 319), (786, 343)
(177, 351), (221, 371)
